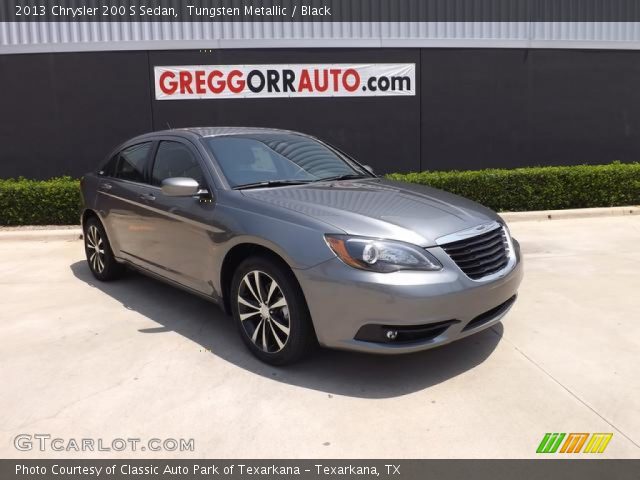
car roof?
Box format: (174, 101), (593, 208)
(182, 126), (302, 137)
(129, 126), (305, 143)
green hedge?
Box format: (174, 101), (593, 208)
(0, 177), (81, 226)
(1, 163), (639, 225)
(387, 162), (640, 212)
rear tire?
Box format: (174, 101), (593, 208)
(230, 256), (315, 365)
(83, 216), (124, 281)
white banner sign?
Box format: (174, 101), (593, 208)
(154, 64), (415, 100)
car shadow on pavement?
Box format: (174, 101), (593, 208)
(71, 261), (503, 399)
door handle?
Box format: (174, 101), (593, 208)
(139, 193), (156, 202)
(99, 182), (113, 191)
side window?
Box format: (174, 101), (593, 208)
(151, 141), (206, 187)
(113, 142), (152, 183)
(100, 154), (119, 177)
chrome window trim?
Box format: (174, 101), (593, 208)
(435, 221), (501, 245)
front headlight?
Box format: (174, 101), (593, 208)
(324, 235), (442, 273)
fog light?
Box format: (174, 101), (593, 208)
(386, 329), (398, 341)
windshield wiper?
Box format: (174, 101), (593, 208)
(316, 173), (369, 182)
(232, 179), (315, 190)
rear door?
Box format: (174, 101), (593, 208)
(95, 141), (155, 263)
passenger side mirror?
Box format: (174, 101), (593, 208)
(161, 177), (200, 197)
(363, 165), (375, 175)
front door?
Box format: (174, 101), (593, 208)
(139, 139), (217, 294)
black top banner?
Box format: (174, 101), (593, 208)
(4, 0), (640, 22)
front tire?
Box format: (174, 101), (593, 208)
(230, 256), (315, 365)
(83, 216), (124, 281)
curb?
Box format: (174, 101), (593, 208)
(0, 228), (82, 242)
(499, 205), (638, 223)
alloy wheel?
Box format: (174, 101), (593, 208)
(86, 225), (105, 274)
(237, 270), (290, 353)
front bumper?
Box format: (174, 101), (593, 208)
(295, 239), (523, 354)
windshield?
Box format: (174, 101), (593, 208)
(203, 133), (370, 188)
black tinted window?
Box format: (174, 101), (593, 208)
(152, 141), (205, 187)
(113, 143), (152, 183)
(100, 154), (119, 177)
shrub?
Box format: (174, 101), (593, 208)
(0, 177), (81, 225)
(386, 162), (640, 212)
(1, 163), (639, 225)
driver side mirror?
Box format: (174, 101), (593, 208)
(363, 165), (375, 175)
(161, 177), (201, 197)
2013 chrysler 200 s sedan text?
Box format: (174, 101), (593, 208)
(80, 127), (523, 365)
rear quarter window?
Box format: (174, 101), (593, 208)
(100, 154), (119, 177)
(103, 142), (152, 183)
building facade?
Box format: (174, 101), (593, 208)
(2, 1), (640, 178)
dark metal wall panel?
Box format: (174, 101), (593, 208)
(2, 47), (640, 179)
(421, 49), (530, 170)
(0, 51), (153, 178)
(527, 49), (640, 166)
(420, 48), (640, 170)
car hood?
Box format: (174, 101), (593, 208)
(241, 178), (500, 246)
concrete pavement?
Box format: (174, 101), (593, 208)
(0, 216), (639, 458)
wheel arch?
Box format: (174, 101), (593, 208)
(220, 243), (305, 316)
(81, 208), (100, 230)
(81, 209), (121, 257)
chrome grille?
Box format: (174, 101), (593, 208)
(440, 226), (510, 280)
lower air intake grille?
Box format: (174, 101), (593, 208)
(441, 226), (510, 280)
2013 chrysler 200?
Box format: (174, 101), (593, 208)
(81, 127), (523, 365)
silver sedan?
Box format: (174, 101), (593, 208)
(80, 127), (523, 365)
